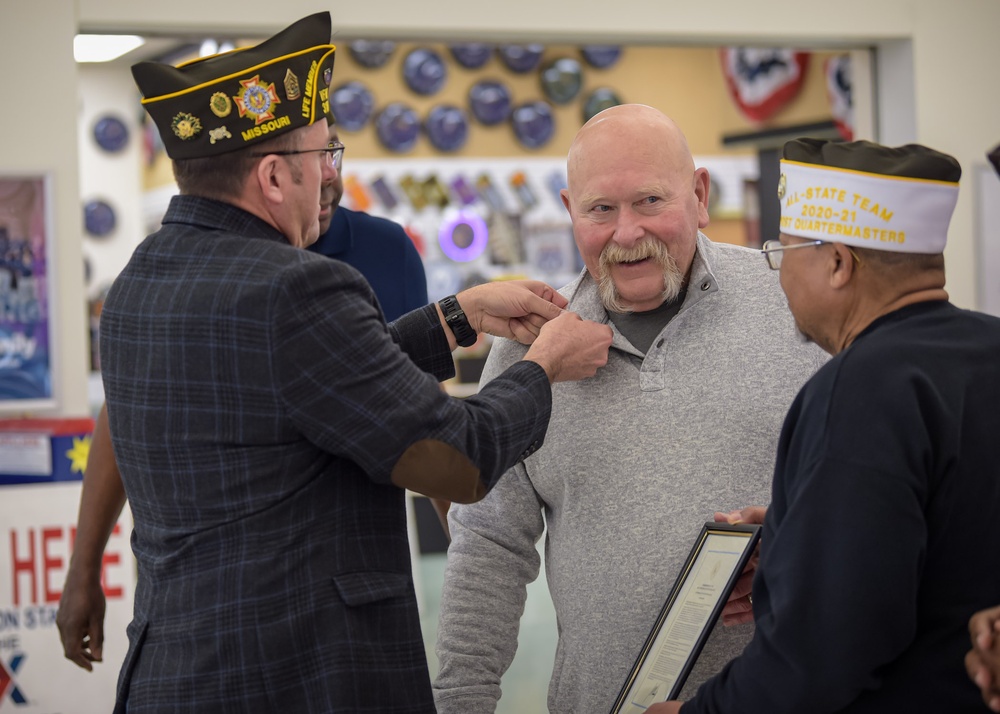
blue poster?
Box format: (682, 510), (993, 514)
(0, 177), (52, 405)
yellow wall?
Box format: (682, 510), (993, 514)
(324, 44), (840, 159)
(146, 43), (841, 192)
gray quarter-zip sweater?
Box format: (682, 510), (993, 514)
(434, 234), (828, 713)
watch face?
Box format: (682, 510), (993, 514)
(510, 100), (555, 150)
(330, 81), (375, 132)
(375, 103), (421, 153)
(348, 40), (396, 69)
(580, 45), (622, 69)
(402, 47), (448, 96)
(539, 57), (584, 105)
(468, 80), (512, 126)
(425, 104), (470, 152)
(582, 87), (623, 123)
(450, 43), (493, 69)
(83, 199), (117, 238)
(497, 43), (545, 73)
(93, 114), (129, 153)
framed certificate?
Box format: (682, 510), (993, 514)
(609, 522), (762, 713)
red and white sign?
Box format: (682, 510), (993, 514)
(825, 54), (854, 140)
(0, 483), (133, 713)
(720, 48), (810, 123)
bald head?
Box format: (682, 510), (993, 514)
(567, 104), (696, 195)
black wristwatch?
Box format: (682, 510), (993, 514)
(439, 294), (477, 347)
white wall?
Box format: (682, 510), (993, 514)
(77, 65), (146, 303)
(3, 0), (998, 416)
(905, 0), (1000, 313)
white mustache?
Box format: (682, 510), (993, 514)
(596, 239), (684, 313)
(600, 240), (667, 267)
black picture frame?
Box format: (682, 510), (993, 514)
(609, 521), (762, 713)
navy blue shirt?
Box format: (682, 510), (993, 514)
(685, 301), (1000, 713)
(309, 207), (427, 321)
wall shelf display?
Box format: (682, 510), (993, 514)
(439, 212), (489, 262)
(546, 170), (568, 207)
(580, 45), (623, 69)
(510, 101), (555, 149)
(449, 43), (493, 69)
(425, 104), (470, 152)
(509, 171), (538, 210)
(424, 261), (463, 301)
(468, 80), (513, 126)
(83, 198), (117, 238)
(449, 175), (479, 206)
(370, 175), (400, 210)
(497, 44), (545, 73)
(375, 102), (421, 153)
(348, 39), (396, 69)
(93, 114), (129, 153)
(330, 81), (375, 132)
(582, 87), (623, 122)
(422, 175), (451, 209)
(402, 47), (448, 96)
(540, 57), (584, 105)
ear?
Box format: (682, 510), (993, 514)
(828, 242), (857, 290)
(693, 167), (711, 228)
(254, 155), (286, 206)
(560, 188), (571, 214)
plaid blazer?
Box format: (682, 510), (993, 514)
(102, 195), (551, 713)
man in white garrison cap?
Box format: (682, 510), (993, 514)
(650, 138), (1000, 714)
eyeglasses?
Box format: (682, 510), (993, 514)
(761, 239), (823, 270)
(251, 142), (345, 171)
(761, 239), (864, 270)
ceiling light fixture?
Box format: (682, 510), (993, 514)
(74, 34), (146, 63)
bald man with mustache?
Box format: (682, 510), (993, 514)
(433, 105), (827, 714)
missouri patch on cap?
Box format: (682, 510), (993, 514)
(778, 138), (960, 253)
(132, 12), (336, 160)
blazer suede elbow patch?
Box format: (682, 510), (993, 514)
(391, 439), (485, 503)
(333, 571), (411, 607)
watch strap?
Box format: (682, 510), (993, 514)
(439, 294), (477, 347)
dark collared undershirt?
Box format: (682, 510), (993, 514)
(608, 289), (686, 353)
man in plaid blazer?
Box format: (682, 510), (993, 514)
(100, 13), (611, 713)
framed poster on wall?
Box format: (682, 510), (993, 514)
(0, 175), (55, 411)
